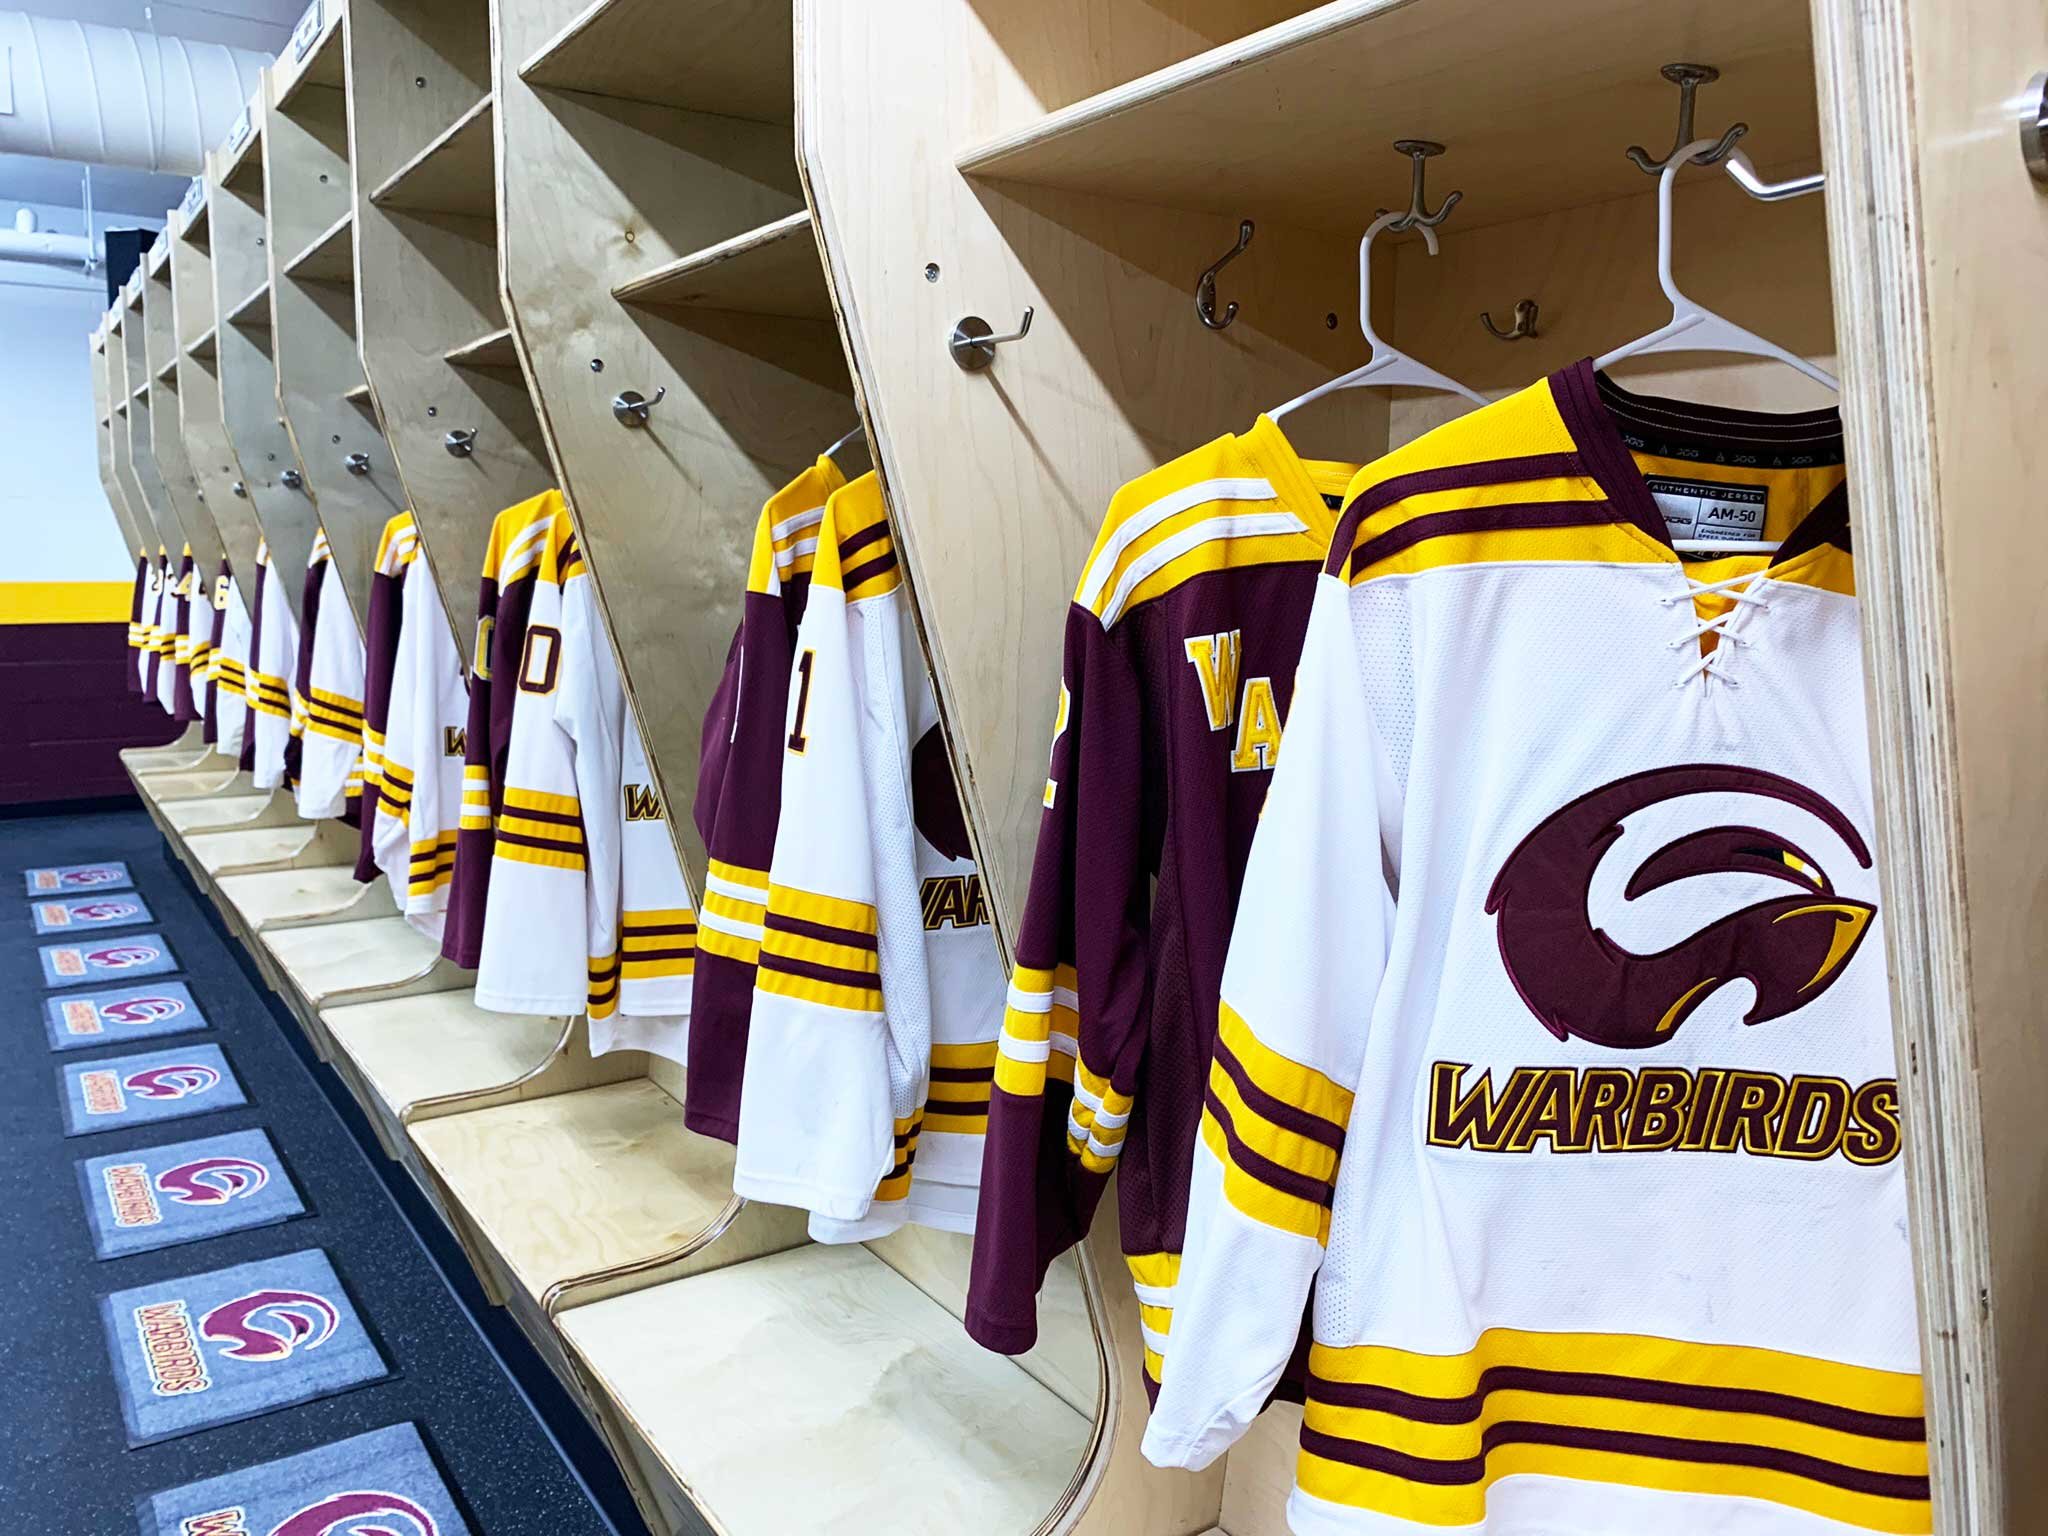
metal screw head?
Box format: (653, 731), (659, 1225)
(414, 75), (426, 88)
(924, 263), (940, 282)
(444, 428), (477, 457)
(1660, 62), (1720, 88)
(1325, 312), (1339, 330)
(427, 405), (438, 417)
(589, 358), (604, 373)
(232, 482), (248, 498)
(281, 467), (304, 490)
(330, 433), (340, 444)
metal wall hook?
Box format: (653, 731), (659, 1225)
(949, 306), (1034, 372)
(443, 428), (478, 458)
(280, 468), (305, 491)
(1379, 141), (1462, 231)
(611, 386), (665, 427)
(343, 452), (371, 476)
(2018, 69), (2046, 182)
(1626, 63), (1747, 173)
(1480, 298), (1540, 341)
(1195, 220), (1255, 330)
(232, 482), (248, 498)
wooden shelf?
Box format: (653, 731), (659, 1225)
(955, 0), (1819, 235)
(221, 120), (264, 195)
(113, 401), (128, 417)
(520, 0), (793, 123)
(131, 382), (149, 402)
(323, 992), (565, 1119)
(611, 210), (830, 320)
(343, 381), (373, 407)
(226, 281), (271, 330)
(557, 1245), (1092, 1534)
(284, 209), (355, 283)
(443, 325), (518, 369)
(155, 359), (177, 383)
(276, 20), (346, 112)
(217, 865), (370, 930)
(185, 324), (218, 361)
(370, 93), (496, 218)
(181, 198), (210, 247)
(262, 916), (446, 1009)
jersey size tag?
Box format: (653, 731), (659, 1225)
(1642, 476), (1768, 544)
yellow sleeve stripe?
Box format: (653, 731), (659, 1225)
(1207, 1055), (1340, 1184)
(764, 882), (877, 937)
(756, 962), (881, 1015)
(496, 839), (586, 872)
(502, 786), (580, 819)
(1219, 1002), (1355, 1127)
(761, 925), (879, 977)
(931, 1041), (998, 1072)
(1201, 1105), (1332, 1244)
(995, 963), (1080, 1097)
(622, 956), (695, 980)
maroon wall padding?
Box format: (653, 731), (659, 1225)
(0, 623), (181, 805)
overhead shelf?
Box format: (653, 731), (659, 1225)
(343, 381), (373, 408)
(521, 0), (793, 123)
(185, 324), (218, 361)
(955, 0), (1819, 235)
(612, 210), (831, 320)
(443, 325), (518, 369)
(275, 20), (346, 112)
(370, 93), (497, 219)
(131, 382), (149, 402)
(113, 401), (127, 417)
(221, 121), (264, 195)
(181, 198), (210, 247)
(226, 281), (271, 330)
(284, 209), (356, 283)
(155, 359), (177, 382)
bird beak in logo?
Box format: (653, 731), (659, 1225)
(156, 1156), (269, 1205)
(104, 996), (183, 1025)
(200, 1289), (340, 1361)
(1487, 765), (1877, 1049)
(124, 1064), (220, 1099)
(268, 1491), (438, 1536)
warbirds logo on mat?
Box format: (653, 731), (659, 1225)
(59, 1044), (247, 1138)
(24, 860), (133, 893)
(42, 981), (207, 1052)
(31, 893), (155, 935)
(77, 1128), (305, 1259)
(138, 1422), (471, 1536)
(100, 1249), (389, 1446)
(39, 933), (179, 987)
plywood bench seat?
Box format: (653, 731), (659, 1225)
(321, 991), (566, 1117)
(163, 792), (289, 833)
(182, 824), (337, 876)
(557, 1243), (1093, 1535)
(408, 1079), (743, 1303)
(216, 864), (377, 928)
(262, 914), (447, 1006)
(134, 766), (250, 801)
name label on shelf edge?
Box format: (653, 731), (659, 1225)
(226, 108), (251, 155)
(179, 178), (205, 221)
(291, 1), (324, 62)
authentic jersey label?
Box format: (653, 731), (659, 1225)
(1642, 475), (1768, 543)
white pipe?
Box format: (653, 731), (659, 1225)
(0, 222), (98, 266)
(0, 11), (270, 177)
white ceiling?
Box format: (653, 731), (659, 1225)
(0, 1), (301, 219)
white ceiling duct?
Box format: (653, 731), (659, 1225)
(0, 11), (270, 178)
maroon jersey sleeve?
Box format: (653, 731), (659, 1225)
(967, 604), (1151, 1354)
(440, 566), (502, 968)
(127, 554), (147, 695)
(355, 559), (407, 881)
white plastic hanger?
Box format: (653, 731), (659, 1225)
(1271, 212), (1486, 421)
(1597, 135), (1838, 393)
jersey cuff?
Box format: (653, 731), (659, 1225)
(963, 1306), (1039, 1356)
(1138, 1419), (1234, 1473)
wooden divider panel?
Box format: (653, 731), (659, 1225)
(143, 236), (228, 577)
(265, 6), (402, 630)
(92, 323), (150, 560)
(172, 191), (264, 606)
(117, 281), (189, 560)
(495, 0), (853, 880)
(210, 100), (323, 618)
(350, 0), (552, 642)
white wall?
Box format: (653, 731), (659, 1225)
(0, 198), (165, 581)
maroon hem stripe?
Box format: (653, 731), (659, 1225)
(1214, 1034), (1346, 1150)
(1297, 1420), (1929, 1504)
(1204, 1087), (1335, 1210)
(929, 1063), (995, 1083)
(495, 828), (588, 859)
(925, 1094), (991, 1118)
(501, 801), (583, 830)
(622, 921), (698, 938)
(837, 519), (890, 562)
(763, 909), (878, 952)
(757, 949), (881, 994)
(621, 946), (695, 963)
(842, 551), (899, 592)
(1328, 452), (1587, 576)
(588, 984), (619, 1007)
(1349, 500), (1630, 578)
(1309, 1368), (1925, 1442)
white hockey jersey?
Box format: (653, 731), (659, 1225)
(363, 514), (469, 939)
(138, 551), (166, 698)
(293, 530), (368, 820)
(732, 473), (1004, 1243)
(472, 507), (696, 1062)
(154, 549), (185, 716)
(207, 565), (251, 761)
(246, 540), (301, 792)
(177, 551), (213, 724)
(1140, 365), (1924, 1536)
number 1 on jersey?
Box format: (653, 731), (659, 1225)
(788, 648), (816, 753)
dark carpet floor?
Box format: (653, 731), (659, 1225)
(0, 804), (635, 1536)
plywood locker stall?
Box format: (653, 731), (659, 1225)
(265, 3), (403, 619)
(91, 322), (150, 568)
(142, 230), (228, 586)
(211, 86), (323, 616)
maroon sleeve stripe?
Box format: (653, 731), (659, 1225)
(494, 828), (588, 859)
(622, 946), (695, 963)
(622, 919), (698, 937)
(762, 909), (879, 953)
(1214, 1034), (1347, 1151)
(500, 802), (583, 830)
(837, 519), (891, 563)
(1349, 499), (1635, 579)
(841, 550), (899, 592)
(757, 950), (880, 993)
(1204, 1086), (1336, 1210)
(930, 1062), (995, 1084)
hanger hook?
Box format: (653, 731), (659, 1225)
(1195, 219), (1255, 330)
(1479, 298), (1540, 342)
(1381, 140), (1462, 232)
(1626, 63), (1748, 174)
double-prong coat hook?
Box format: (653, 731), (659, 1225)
(949, 307), (1034, 372)
(1379, 141), (1461, 232)
(1195, 220), (1255, 330)
(1480, 298), (1540, 342)
(1626, 64), (1747, 173)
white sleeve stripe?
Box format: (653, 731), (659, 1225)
(1075, 477), (1278, 610)
(704, 868), (770, 901)
(1050, 1031), (1079, 1060)
(1099, 511), (1309, 628)
(1131, 1281), (1176, 1308)
(998, 1033), (1050, 1064)
(769, 504), (826, 542)
(698, 908), (765, 943)
(1005, 982), (1051, 1014)
(1140, 1322), (1171, 1355)
(773, 535), (821, 570)
(1091, 1104), (1131, 1131)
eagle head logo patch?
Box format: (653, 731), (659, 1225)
(1485, 764), (1875, 1049)
(156, 1156), (269, 1206)
(270, 1492), (438, 1536)
(199, 1288), (340, 1361)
